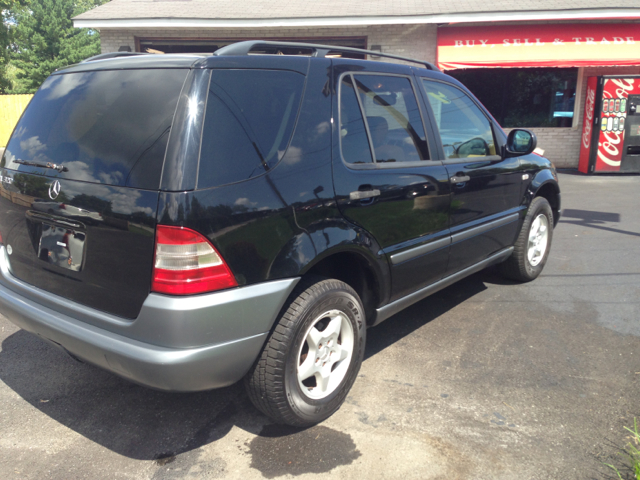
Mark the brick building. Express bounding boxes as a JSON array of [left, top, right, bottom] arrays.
[[73, 1, 640, 168]]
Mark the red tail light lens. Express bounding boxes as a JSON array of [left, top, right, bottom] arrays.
[[151, 225, 238, 295]]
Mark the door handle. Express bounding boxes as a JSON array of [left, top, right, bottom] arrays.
[[450, 175, 470, 183], [349, 189, 381, 201]]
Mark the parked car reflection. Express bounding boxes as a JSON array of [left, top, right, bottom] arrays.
[[37, 224, 85, 272], [31, 198, 103, 225]]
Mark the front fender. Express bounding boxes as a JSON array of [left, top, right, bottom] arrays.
[[525, 167, 561, 225]]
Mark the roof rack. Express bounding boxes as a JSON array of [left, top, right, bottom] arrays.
[[213, 40, 439, 71], [82, 52, 148, 63]]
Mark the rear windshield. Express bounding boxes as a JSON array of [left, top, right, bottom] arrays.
[[197, 69, 305, 188], [1, 69, 188, 190]]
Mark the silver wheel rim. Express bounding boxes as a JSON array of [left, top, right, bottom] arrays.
[[297, 309, 355, 400], [527, 214, 549, 267]]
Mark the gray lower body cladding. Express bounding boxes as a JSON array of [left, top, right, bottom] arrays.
[[373, 247, 514, 326], [0, 246, 300, 391]]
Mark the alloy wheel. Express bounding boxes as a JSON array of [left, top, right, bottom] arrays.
[[297, 309, 355, 400], [527, 213, 549, 267]]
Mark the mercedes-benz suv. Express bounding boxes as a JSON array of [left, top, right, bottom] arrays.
[[0, 41, 560, 426]]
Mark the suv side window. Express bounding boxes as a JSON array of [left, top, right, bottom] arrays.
[[339, 74, 429, 164], [422, 80, 497, 160], [339, 75, 374, 164], [198, 69, 305, 188]]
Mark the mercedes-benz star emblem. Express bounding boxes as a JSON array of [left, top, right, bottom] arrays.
[[48, 180, 61, 200]]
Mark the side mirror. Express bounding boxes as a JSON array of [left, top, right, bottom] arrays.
[[505, 129, 537, 157]]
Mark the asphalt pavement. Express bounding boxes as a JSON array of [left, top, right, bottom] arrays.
[[0, 171, 638, 479]]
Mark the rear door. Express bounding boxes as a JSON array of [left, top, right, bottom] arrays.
[[418, 77, 523, 274], [331, 60, 451, 302], [0, 68, 189, 318]]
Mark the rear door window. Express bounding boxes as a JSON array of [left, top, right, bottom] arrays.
[[350, 74, 430, 163], [339, 75, 374, 164], [1, 69, 189, 189], [197, 69, 305, 188]]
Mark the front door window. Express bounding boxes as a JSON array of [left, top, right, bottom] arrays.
[[422, 80, 496, 159]]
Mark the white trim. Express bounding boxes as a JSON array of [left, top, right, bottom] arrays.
[[73, 9, 640, 29], [572, 67, 585, 129]]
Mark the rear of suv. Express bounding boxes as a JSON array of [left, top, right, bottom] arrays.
[[0, 41, 560, 426]]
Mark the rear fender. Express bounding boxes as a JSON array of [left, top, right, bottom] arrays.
[[268, 218, 391, 306]]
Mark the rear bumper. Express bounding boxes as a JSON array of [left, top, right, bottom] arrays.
[[0, 247, 299, 391]]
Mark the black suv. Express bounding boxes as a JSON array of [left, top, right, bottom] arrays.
[[0, 41, 560, 426]]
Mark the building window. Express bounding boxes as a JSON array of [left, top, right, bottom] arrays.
[[448, 67, 578, 128]]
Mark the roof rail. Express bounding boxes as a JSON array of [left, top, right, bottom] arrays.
[[82, 52, 149, 63], [213, 40, 439, 71]]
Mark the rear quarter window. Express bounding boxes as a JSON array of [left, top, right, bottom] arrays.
[[197, 69, 305, 189], [1, 69, 188, 189]]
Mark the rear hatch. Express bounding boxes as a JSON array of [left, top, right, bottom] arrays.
[[0, 66, 190, 318]]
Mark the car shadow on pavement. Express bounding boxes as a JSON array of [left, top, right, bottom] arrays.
[[560, 208, 640, 238], [364, 269, 495, 360], [0, 328, 262, 460], [0, 270, 498, 461]]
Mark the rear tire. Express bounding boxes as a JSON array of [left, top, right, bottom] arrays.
[[500, 197, 553, 282], [245, 277, 366, 426]]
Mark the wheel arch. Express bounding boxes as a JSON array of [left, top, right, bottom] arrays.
[[527, 169, 561, 227], [301, 246, 389, 327]]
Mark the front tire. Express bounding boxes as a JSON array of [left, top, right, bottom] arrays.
[[245, 277, 366, 426], [500, 196, 554, 282]]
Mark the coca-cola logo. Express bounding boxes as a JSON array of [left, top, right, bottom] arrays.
[[595, 78, 637, 169], [611, 78, 634, 97], [582, 86, 596, 149], [598, 130, 623, 166]]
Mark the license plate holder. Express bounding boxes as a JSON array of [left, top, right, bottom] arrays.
[[37, 223, 85, 272]]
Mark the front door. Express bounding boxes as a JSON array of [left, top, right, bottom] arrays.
[[419, 78, 523, 274], [331, 61, 451, 302]]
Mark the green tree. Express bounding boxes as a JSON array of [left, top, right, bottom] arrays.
[[1, 0, 29, 93], [8, 0, 106, 94]]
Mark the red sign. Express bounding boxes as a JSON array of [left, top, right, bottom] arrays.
[[438, 24, 640, 69], [594, 78, 640, 172], [578, 76, 598, 173]]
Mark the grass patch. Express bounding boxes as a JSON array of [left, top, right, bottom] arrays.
[[605, 418, 640, 479]]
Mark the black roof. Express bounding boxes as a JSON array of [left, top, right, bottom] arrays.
[[55, 54, 204, 74], [55, 41, 439, 74]]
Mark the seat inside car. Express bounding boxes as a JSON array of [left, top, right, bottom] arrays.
[[367, 116, 406, 163]]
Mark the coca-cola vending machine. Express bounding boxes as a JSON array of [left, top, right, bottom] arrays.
[[578, 75, 640, 174]]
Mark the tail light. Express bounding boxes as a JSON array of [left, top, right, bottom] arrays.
[[151, 225, 238, 295]]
